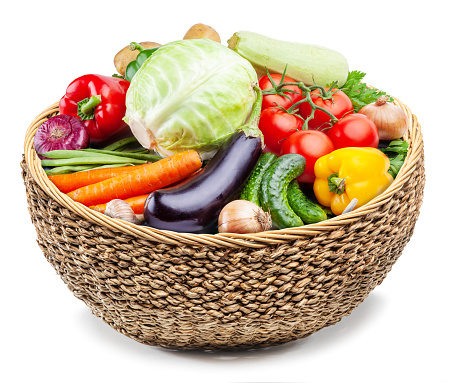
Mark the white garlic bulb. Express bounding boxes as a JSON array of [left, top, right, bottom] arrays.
[[104, 199, 143, 224]]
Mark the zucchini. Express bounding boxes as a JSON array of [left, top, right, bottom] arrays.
[[228, 31, 349, 87], [259, 154, 306, 229], [240, 152, 277, 205], [287, 180, 327, 224]]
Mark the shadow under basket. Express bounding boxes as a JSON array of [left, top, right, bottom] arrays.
[[22, 98, 425, 350]]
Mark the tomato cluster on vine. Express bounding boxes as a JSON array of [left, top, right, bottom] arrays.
[[258, 71, 379, 183]]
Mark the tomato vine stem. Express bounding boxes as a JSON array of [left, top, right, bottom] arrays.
[[261, 66, 341, 130]]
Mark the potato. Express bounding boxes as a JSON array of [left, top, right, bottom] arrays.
[[183, 23, 221, 43], [114, 41, 162, 76]]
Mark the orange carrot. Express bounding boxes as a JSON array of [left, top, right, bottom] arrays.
[[67, 150, 202, 206], [90, 193, 150, 214], [90, 168, 205, 214], [48, 164, 150, 193]]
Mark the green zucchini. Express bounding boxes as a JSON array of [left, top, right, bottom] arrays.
[[259, 154, 306, 229], [287, 180, 327, 224], [228, 31, 349, 87], [240, 152, 277, 205]]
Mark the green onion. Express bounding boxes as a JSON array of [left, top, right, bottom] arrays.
[[41, 148, 161, 163], [41, 156, 146, 167], [83, 163, 139, 171], [44, 163, 137, 175], [44, 165, 97, 175], [80, 148, 161, 162], [102, 136, 138, 151], [40, 150, 112, 159], [40, 136, 162, 175]]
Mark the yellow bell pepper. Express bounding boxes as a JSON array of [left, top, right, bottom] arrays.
[[313, 147, 394, 215]]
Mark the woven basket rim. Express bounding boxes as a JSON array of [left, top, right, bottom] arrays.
[[23, 97, 424, 249]]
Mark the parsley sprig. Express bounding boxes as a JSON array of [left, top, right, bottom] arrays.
[[380, 139, 409, 178], [337, 71, 393, 112]]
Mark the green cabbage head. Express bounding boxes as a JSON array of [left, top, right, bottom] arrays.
[[124, 38, 258, 157]]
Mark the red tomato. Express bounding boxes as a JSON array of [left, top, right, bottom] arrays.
[[259, 107, 303, 156], [259, 73, 303, 110], [280, 130, 334, 183], [298, 87, 353, 131], [327, 113, 379, 149]]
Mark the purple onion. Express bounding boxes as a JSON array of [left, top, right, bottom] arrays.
[[34, 115, 90, 159]]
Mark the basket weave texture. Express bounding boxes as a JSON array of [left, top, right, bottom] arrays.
[[22, 98, 425, 350]]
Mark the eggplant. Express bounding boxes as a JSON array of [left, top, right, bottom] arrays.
[[144, 131, 262, 233], [144, 85, 264, 234]]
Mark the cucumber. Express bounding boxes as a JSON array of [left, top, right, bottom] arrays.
[[287, 180, 327, 224], [259, 154, 306, 229], [228, 31, 349, 87], [240, 152, 277, 205]]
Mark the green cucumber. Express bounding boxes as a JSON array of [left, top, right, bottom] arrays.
[[228, 31, 349, 87], [287, 180, 327, 224], [240, 152, 277, 205], [259, 154, 306, 229]]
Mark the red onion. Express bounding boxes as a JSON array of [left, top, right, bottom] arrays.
[[34, 115, 90, 159]]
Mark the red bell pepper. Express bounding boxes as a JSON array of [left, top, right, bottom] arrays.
[[59, 74, 130, 145]]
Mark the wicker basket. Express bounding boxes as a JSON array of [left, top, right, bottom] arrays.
[[22, 97, 425, 350]]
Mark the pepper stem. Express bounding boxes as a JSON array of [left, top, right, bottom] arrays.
[[129, 42, 145, 52], [327, 172, 346, 195], [331, 176, 345, 190], [77, 95, 101, 121]]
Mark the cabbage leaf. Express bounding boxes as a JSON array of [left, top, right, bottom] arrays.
[[124, 39, 258, 157]]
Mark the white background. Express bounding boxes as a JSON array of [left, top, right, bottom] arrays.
[[2, 1, 448, 382]]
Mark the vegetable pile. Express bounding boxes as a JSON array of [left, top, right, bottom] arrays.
[[34, 23, 410, 234]]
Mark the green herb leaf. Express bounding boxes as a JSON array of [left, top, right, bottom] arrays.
[[380, 139, 409, 178], [340, 70, 366, 89], [336, 71, 394, 112]]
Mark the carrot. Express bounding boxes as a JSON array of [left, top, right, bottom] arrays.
[[48, 164, 150, 193], [89, 193, 150, 214], [67, 150, 202, 206], [89, 169, 205, 214]]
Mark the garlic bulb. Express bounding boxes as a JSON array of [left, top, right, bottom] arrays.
[[104, 199, 143, 224], [218, 200, 272, 234], [358, 95, 408, 140]]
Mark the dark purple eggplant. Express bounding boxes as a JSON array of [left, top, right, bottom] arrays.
[[144, 86, 264, 234]]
